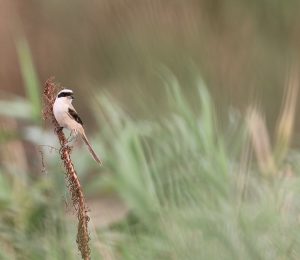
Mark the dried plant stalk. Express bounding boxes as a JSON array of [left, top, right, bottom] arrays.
[[247, 107, 276, 176], [42, 77, 91, 260], [275, 66, 299, 162]]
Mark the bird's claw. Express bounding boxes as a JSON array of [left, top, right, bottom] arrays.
[[59, 144, 73, 153], [54, 126, 63, 134]]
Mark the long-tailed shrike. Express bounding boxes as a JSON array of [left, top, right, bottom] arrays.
[[53, 89, 101, 164]]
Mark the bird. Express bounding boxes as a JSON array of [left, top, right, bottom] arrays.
[[53, 88, 102, 164]]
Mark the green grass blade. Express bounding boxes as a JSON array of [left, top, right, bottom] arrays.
[[16, 37, 41, 123]]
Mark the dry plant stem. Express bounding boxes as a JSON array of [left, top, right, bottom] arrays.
[[43, 78, 91, 260]]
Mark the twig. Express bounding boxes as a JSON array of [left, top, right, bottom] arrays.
[[42, 77, 91, 260]]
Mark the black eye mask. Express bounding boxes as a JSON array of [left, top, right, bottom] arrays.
[[58, 92, 73, 98]]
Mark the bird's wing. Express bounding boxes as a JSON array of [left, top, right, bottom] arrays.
[[67, 106, 83, 125]]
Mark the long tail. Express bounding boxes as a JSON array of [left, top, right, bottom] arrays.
[[80, 130, 102, 165]]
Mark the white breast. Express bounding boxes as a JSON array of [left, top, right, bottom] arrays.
[[53, 98, 71, 129], [53, 97, 83, 133]]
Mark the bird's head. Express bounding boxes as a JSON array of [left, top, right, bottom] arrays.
[[56, 89, 74, 103]]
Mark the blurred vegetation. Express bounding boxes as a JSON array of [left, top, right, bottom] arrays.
[[1, 1, 300, 259], [2, 1, 300, 128], [1, 60, 300, 258]]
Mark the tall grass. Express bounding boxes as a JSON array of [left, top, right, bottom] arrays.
[[93, 74, 300, 259]]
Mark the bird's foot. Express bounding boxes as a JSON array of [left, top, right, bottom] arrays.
[[60, 143, 73, 153], [54, 126, 63, 134]]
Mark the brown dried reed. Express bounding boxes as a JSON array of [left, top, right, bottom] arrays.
[[42, 77, 91, 260]]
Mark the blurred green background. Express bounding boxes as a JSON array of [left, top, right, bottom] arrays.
[[1, 1, 300, 259]]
